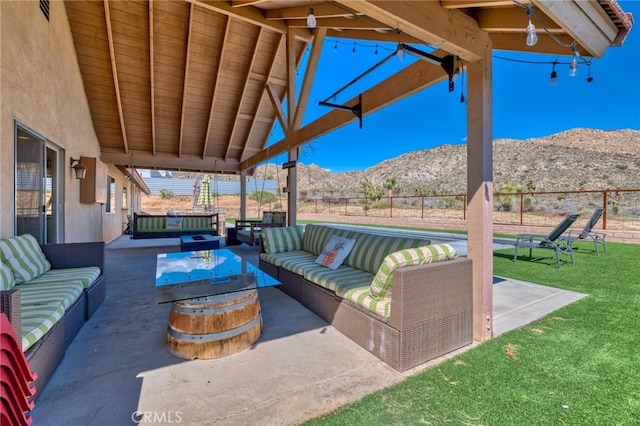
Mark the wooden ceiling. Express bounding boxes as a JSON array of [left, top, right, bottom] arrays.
[[64, 0, 633, 174]]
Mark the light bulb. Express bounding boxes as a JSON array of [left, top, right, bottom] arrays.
[[396, 43, 404, 61], [525, 20, 538, 46], [569, 56, 578, 77], [306, 7, 316, 29], [550, 70, 557, 86]]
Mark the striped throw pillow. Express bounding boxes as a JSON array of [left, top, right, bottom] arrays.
[[369, 243, 457, 299], [262, 225, 304, 254], [0, 262, 15, 290], [0, 234, 51, 284]]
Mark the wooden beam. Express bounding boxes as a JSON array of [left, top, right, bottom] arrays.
[[103, 0, 129, 153], [202, 16, 231, 159], [178, 3, 195, 158], [266, 82, 288, 135], [231, 0, 269, 7], [477, 7, 562, 33], [149, 0, 156, 156], [441, 0, 513, 8], [334, 0, 491, 62], [286, 29, 297, 132], [466, 46, 494, 342], [240, 34, 284, 162], [265, 3, 362, 20], [186, 0, 287, 34], [225, 28, 264, 160], [534, 0, 617, 58], [293, 28, 326, 130], [286, 17, 389, 30], [241, 57, 450, 170], [100, 150, 240, 173]]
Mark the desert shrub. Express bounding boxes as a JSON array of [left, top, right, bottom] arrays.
[[370, 200, 390, 209], [159, 188, 174, 200], [615, 164, 628, 170], [249, 190, 277, 204]]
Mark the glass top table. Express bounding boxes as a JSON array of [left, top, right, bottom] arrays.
[[155, 248, 280, 304]]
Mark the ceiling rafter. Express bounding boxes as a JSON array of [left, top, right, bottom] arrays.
[[476, 7, 562, 33], [286, 29, 297, 132], [440, 0, 515, 8], [231, 0, 269, 7], [293, 27, 326, 130], [285, 17, 389, 30], [100, 149, 240, 173], [242, 54, 451, 170], [240, 34, 284, 163], [178, 3, 195, 158], [202, 16, 231, 159], [103, 0, 129, 154], [333, 0, 491, 61], [149, 0, 156, 156], [266, 82, 288, 135], [264, 3, 362, 20], [224, 27, 265, 161], [186, 0, 287, 34]]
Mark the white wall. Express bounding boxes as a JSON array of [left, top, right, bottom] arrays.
[[0, 1, 127, 243]]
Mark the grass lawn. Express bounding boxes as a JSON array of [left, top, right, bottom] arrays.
[[306, 241, 640, 425]]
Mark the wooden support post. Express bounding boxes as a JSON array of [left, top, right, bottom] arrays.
[[466, 47, 494, 342], [287, 148, 298, 225], [240, 171, 247, 221]]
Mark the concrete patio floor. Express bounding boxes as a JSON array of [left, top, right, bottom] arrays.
[[30, 235, 585, 425]]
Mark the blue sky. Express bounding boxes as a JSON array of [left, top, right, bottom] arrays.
[[265, 1, 640, 173]]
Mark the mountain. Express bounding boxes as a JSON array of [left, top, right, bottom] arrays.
[[252, 128, 640, 196]]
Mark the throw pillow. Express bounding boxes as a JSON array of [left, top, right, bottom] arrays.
[[0, 262, 15, 290], [315, 235, 356, 270], [370, 243, 457, 299], [262, 225, 304, 254], [0, 234, 51, 284], [166, 216, 183, 229]]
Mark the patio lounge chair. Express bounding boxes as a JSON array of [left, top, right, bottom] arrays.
[[561, 208, 607, 256], [235, 211, 286, 246], [514, 213, 580, 268]]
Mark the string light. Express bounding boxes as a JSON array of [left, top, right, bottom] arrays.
[[550, 61, 558, 86], [306, 0, 316, 29], [374, 44, 379, 57], [352, 42, 356, 54], [525, 6, 538, 46], [396, 43, 404, 61], [569, 43, 579, 77]]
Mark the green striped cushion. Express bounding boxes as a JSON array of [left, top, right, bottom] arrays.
[[262, 225, 304, 254], [303, 265, 372, 292], [138, 216, 166, 230], [260, 250, 314, 267], [341, 285, 391, 318], [182, 217, 211, 229], [279, 253, 320, 276], [29, 266, 101, 289], [0, 234, 51, 284], [18, 280, 85, 311], [303, 225, 354, 256], [1, 262, 15, 290], [20, 301, 65, 351], [344, 233, 429, 275], [370, 243, 457, 299]]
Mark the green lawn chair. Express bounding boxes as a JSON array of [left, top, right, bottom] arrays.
[[561, 208, 607, 256], [514, 213, 580, 268]]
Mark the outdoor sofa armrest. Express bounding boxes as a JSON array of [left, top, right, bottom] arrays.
[[388, 258, 472, 332], [0, 289, 22, 339], [40, 242, 105, 272]]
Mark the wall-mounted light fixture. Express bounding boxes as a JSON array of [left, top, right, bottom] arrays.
[[70, 157, 88, 179]]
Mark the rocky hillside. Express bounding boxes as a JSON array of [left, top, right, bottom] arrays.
[[254, 128, 640, 197], [172, 128, 639, 196]]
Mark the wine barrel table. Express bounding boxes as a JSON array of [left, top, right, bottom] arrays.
[[166, 289, 263, 359]]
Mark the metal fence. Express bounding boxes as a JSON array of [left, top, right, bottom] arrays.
[[296, 189, 640, 231]]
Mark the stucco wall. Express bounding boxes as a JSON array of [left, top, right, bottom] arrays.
[[0, 1, 126, 243]]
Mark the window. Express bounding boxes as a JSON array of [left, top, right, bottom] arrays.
[[122, 186, 128, 209], [106, 176, 115, 213]]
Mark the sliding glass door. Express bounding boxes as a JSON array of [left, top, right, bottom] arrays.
[[15, 123, 64, 243]]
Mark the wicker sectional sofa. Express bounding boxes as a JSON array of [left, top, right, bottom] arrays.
[[259, 224, 473, 372], [132, 213, 219, 239], [0, 234, 105, 399]]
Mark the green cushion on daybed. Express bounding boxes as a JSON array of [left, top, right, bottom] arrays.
[[303, 264, 372, 292], [344, 232, 429, 275], [0, 262, 15, 290], [370, 243, 457, 299], [262, 225, 304, 254], [336, 284, 391, 318], [303, 225, 354, 256], [20, 301, 66, 351], [18, 281, 85, 311], [28, 266, 101, 289], [0, 234, 51, 284]]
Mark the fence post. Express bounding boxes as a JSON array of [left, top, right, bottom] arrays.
[[390, 196, 393, 218], [315, 199, 318, 214], [421, 196, 424, 219], [603, 190, 608, 230], [344, 198, 348, 215], [365, 197, 368, 216], [463, 195, 467, 220], [520, 193, 524, 226]]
